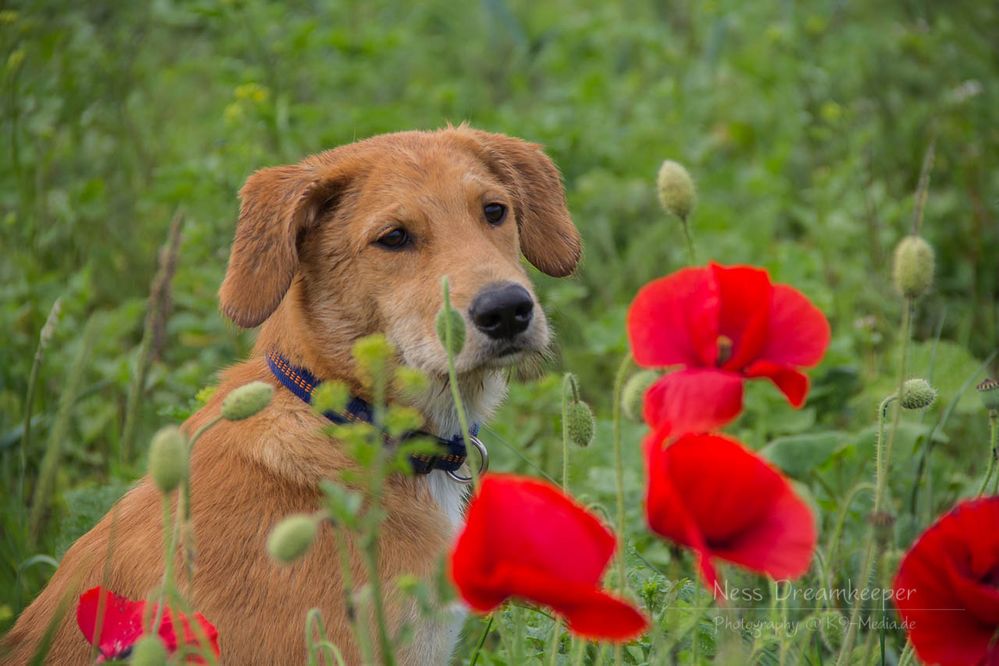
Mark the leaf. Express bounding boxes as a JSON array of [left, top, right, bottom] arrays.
[[760, 432, 847, 478]]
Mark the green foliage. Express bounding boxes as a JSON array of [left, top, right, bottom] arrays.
[[2, 0, 998, 663]]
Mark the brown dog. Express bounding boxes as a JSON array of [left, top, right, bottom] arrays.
[[3, 126, 580, 664]]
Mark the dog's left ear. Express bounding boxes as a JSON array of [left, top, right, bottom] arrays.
[[463, 130, 581, 277]]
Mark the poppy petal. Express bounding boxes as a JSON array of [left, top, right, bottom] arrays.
[[453, 475, 616, 587], [76, 587, 146, 660], [642, 369, 744, 435], [760, 284, 830, 368], [709, 263, 773, 371], [486, 563, 648, 641], [450, 474, 648, 642], [645, 434, 816, 590], [894, 497, 999, 666], [743, 361, 810, 407], [627, 267, 719, 368]]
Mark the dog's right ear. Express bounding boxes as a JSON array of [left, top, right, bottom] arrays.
[[219, 162, 346, 328]]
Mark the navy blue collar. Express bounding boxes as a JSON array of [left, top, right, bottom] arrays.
[[266, 351, 477, 476]]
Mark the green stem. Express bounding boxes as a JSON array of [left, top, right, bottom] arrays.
[[334, 529, 373, 664], [442, 278, 479, 489], [660, 600, 713, 655], [360, 361, 396, 666], [469, 615, 492, 666], [360, 537, 395, 665], [571, 638, 587, 666], [546, 620, 562, 666], [513, 606, 524, 664], [898, 640, 916, 666], [611, 354, 633, 666], [838, 299, 913, 665], [882, 299, 912, 507], [611, 354, 632, 593], [979, 411, 998, 496], [873, 396, 898, 514], [151, 494, 178, 635], [29, 316, 99, 543], [179, 414, 223, 590], [680, 218, 698, 265], [561, 373, 575, 491], [121, 213, 183, 463], [19, 298, 60, 507]]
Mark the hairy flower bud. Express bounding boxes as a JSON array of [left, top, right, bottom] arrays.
[[892, 235, 935, 299], [436, 307, 466, 356], [130, 635, 168, 666], [817, 610, 845, 650], [352, 334, 395, 383], [622, 370, 660, 422], [313, 380, 350, 415], [267, 513, 320, 565], [656, 160, 697, 221], [977, 378, 999, 411], [148, 426, 186, 493], [566, 401, 596, 448], [394, 366, 430, 398], [221, 381, 273, 421], [899, 378, 937, 410]]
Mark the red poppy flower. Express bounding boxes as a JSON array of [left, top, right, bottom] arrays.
[[450, 474, 649, 641], [627, 263, 830, 436], [77, 586, 220, 663], [893, 497, 999, 666], [645, 431, 816, 593]]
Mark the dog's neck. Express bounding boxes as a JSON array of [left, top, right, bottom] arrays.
[[255, 294, 509, 440], [409, 370, 508, 438]]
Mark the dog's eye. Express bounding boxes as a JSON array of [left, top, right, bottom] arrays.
[[483, 203, 507, 226], [376, 228, 411, 250]]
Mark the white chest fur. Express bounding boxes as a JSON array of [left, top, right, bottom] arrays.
[[403, 372, 505, 664]]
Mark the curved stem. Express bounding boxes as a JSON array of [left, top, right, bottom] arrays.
[[611, 355, 633, 666], [838, 298, 913, 665], [980, 411, 998, 496], [680, 218, 698, 265], [561, 374, 574, 491], [469, 615, 492, 666], [611, 354, 633, 594], [151, 494, 178, 635], [179, 414, 223, 591], [442, 279, 478, 490]]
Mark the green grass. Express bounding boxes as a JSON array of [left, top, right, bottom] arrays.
[[2, 0, 997, 663]]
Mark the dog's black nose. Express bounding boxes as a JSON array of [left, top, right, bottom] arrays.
[[469, 283, 534, 340]]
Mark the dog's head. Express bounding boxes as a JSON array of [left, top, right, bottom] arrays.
[[219, 127, 580, 382]]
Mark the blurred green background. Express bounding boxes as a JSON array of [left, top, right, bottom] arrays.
[[2, 0, 997, 660]]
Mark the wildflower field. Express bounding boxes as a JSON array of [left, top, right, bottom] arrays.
[[2, 1, 998, 664]]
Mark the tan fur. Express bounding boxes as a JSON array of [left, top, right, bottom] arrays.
[[3, 127, 579, 665]]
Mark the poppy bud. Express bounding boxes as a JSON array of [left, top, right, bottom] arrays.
[[622, 370, 659, 422], [899, 378, 937, 410], [656, 160, 697, 221], [892, 235, 935, 299], [352, 334, 395, 382], [394, 366, 430, 398], [977, 378, 999, 411], [313, 380, 350, 415], [566, 401, 596, 448], [435, 306, 466, 356], [267, 513, 320, 565], [148, 426, 186, 493], [384, 405, 424, 438], [817, 610, 845, 649], [221, 381, 273, 421], [130, 635, 168, 666], [128, 635, 167, 666], [882, 548, 905, 578]]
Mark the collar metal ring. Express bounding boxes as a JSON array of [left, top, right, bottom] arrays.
[[447, 435, 489, 484]]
